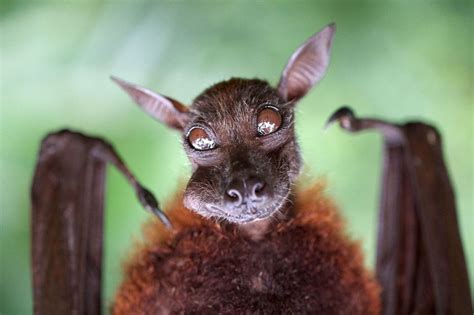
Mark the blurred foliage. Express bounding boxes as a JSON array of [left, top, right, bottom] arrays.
[[1, 1, 472, 314]]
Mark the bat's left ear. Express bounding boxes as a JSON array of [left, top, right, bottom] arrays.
[[111, 76, 190, 131], [277, 23, 336, 103]]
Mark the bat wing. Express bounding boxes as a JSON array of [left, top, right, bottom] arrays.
[[31, 130, 169, 315], [328, 108, 472, 314], [31, 131, 106, 314]]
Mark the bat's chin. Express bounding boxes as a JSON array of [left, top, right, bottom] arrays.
[[204, 196, 287, 224], [207, 207, 273, 223]]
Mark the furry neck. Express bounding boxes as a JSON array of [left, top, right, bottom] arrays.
[[238, 196, 294, 241]]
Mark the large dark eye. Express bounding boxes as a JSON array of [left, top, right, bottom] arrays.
[[257, 106, 282, 136], [187, 127, 216, 151]]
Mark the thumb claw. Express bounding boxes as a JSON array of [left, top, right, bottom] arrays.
[[137, 185, 173, 229], [324, 106, 355, 130]]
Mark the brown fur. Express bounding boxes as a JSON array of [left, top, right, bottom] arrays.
[[112, 182, 380, 314]]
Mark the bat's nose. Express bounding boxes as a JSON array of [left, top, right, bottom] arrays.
[[224, 177, 269, 207]]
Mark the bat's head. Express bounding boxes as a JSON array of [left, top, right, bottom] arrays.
[[112, 23, 335, 224]]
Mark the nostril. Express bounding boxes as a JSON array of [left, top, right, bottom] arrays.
[[252, 181, 266, 198], [227, 189, 239, 199], [226, 188, 243, 205]]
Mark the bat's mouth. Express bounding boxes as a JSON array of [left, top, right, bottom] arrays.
[[205, 194, 287, 223]]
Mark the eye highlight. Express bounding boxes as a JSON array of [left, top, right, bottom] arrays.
[[257, 106, 282, 136], [187, 127, 216, 151]]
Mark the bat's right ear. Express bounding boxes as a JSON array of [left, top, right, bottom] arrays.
[[111, 76, 190, 131]]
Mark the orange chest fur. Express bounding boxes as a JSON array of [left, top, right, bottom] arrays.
[[112, 184, 380, 314]]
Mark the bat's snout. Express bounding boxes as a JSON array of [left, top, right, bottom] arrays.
[[224, 177, 272, 209]]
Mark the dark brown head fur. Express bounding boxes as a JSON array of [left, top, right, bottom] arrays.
[[183, 78, 300, 223]]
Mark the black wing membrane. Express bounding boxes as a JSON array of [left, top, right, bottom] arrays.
[[30, 130, 170, 315], [328, 107, 472, 314], [31, 131, 106, 315]]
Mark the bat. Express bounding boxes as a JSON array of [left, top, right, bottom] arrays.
[[106, 24, 379, 313], [31, 23, 471, 314]]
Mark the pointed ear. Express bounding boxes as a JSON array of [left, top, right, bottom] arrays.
[[111, 76, 189, 130], [278, 23, 336, 102]]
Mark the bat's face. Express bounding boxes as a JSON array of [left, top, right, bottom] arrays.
[[182, 79, 301, 223], [112, 23, 335, 224]]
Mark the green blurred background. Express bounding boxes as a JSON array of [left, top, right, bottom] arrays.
[[1, 1, 472, 313]]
